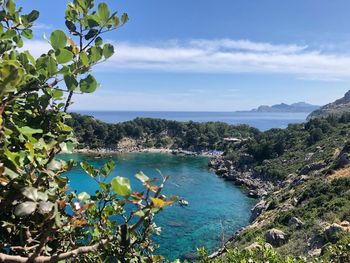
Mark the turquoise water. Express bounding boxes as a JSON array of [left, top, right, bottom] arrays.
[[63, 153, 255, 261], [75, 111, 309, 131]]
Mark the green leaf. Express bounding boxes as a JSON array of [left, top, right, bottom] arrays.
[[50, 30, 67, 50], [79, 51, 89, 66], [135, 171, 149, 183], [80, 161, 99, 178], [103, 43, 114, 59], [90, 46, 102, 62], [65, 20, 76, 32], [21, 187, 38, 201], [55, 48, 73, 64], [18, 126, 43, 137], [112, 15, 120, 27], [21, 29, 33, 39], [6, 0, 16, 14], [64, 74, 78, 91], [47, 56, 57, 75], [80, 74, 98, 93], [111, 176, 131, 197], [78, 192, 90, 202], [52, 89, 63, 99], [121, 13, 129, 24], [14, 201, 37, 217], [102, 159, 115, 177], [26, 10, 40, 22], [95, 37, 103, 46], [98, 2, 110, 22]]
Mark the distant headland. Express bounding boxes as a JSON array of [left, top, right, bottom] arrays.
[[242, 102, 320, 113]]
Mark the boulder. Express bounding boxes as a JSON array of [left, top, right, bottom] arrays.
[[216, 165, 229, 175], [334, 153, 350, 169], [324, 223, 346, 243], [264, 229, 288, 247], [308, 248, 322, 257], [288, 217, 304, 228]]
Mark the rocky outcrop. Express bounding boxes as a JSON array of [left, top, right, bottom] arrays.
[[264, 229, 288, 247], [288, 217, 304, 228], [209, 157, 275, 198], [307, 90, 350, 120], [324, 223, 348, 243], [298, 161, 327, 176], [250, 200, 268, 221]]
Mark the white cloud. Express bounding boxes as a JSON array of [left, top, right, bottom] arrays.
[[21, 38, 350, 80], [32, 23, 53, 30]]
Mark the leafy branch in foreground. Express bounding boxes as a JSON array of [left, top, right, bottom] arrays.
[[0, 0, 175, 262]]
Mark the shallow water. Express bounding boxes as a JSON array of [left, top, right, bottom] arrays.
[[63, 153, 255, 260]]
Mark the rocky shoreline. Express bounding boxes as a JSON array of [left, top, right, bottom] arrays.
[[208, 156, 276, 199], [207, 156, 281, 258]]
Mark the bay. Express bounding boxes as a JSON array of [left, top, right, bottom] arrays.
[[63, 152, 255, 261]]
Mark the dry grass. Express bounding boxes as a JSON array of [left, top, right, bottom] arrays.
[[327, 166, 350, 181]]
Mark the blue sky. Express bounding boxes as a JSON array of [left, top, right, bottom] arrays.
[[18, 0, 350, 111]]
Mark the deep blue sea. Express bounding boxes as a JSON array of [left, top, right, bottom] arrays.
[[75, 111, 309, 131], [63, 153, 255, 261]]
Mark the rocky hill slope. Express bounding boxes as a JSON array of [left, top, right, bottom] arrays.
[[207, 111, 350, 262], [308, 90, 350, 120]]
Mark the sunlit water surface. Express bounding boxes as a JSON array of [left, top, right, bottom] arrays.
[[63, 153, 255, 261]]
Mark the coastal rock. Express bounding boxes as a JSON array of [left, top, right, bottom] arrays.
[[288, 217, 304, 228], [250, 200, 268, 221], [264, 229, 288, 247], [248, 189, 268, 198], [216, 166, 229, 175]]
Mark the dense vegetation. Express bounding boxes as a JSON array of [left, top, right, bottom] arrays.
[[0, 1, 176, 262], [225, 113, 350, 180], [68, 113, 259, 151]]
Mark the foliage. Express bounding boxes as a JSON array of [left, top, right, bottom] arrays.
[[0, 0, 175, 262], [68, 113, 259, 151]]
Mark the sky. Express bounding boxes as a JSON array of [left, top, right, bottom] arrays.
[[17, 0, 350, 111]]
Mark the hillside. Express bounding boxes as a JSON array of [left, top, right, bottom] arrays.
[[250, 102, 319, 113], [205, 112, 350, 262], [308, 90, 350, 120]]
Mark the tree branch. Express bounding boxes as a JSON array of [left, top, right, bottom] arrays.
[[0, 240, 106, 263]]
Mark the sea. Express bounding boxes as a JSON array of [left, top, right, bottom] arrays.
[[75, 111, 309, 131], [65, 111, 309, 260]]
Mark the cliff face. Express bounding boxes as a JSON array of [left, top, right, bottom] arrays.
[[307, 90, 350, 120]]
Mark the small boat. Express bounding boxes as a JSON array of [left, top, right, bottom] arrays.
[[178, 199, 189, 206]]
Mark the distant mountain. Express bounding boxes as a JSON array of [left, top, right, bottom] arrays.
[[249, 102, 320, 113], [307, 90, 350, 120]]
